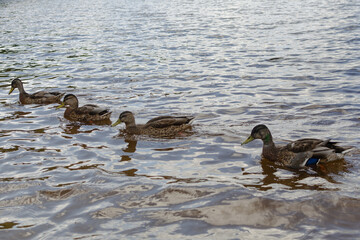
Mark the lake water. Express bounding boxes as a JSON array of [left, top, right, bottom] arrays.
[[1, 0, 360, 239]]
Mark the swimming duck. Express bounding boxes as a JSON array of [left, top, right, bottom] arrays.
[[56, 94, 111, 123], [8, 78, 64, 104], [241, 124, 353, 169], [111, 111, 194, 137]]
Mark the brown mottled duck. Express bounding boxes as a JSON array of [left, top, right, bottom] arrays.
[[111, 111, 194, 137], [8, 78, 64, 104], [56, 94, 111, 123], [242, 124, 353, 169]]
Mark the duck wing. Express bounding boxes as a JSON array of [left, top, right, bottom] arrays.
[[287, 138, 352, 152], [284, 138, 353, 165], [76, 104, 111, 116], [284, 138, 325, 153], [145, 116, 194, 128], [310, 142, 353, 161], [30, 91, 64, 99]]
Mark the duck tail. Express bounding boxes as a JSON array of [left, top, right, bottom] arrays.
[[187, 116, 195, 123], [341, 147, 355, 155], [324, 140, 354, 154]]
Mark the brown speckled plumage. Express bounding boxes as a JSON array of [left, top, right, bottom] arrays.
[[242, 124, 353, 168], [9, 78, 64, 104], [57, 94, 111, 123], [112, 111, 194, 137]]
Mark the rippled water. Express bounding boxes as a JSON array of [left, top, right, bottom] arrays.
[[1, 0, 360, 239]]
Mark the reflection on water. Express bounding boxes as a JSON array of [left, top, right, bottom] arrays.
[[120, 139, 137, 162], [0, 111, 33, 121], [243, 158, 349, 191], [123, 139, 137, 153], [0, 0, 360, 239], [60, 123, 100, 135], [146, 187, 360, 230], [0, 221, 20, 230]]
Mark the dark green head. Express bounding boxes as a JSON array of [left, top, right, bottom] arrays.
[[242, 124, 272, 145]]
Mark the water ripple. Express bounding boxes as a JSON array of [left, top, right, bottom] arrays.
[[0, 0, 359, 239]]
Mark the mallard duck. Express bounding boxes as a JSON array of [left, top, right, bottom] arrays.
[[111, 111, 194, 137], [56, 94, 111, 123], [8, 78, 64, 104], [241, 124, 353, 169]]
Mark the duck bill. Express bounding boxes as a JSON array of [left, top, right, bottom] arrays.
[[8, 87, 15, 95], [111, 119, 122, 127], [56, 102, 65, 109], [241, 135, 254, 145]]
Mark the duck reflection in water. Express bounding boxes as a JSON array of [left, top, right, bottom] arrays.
[[244, 156, 350, 191], [120, 138, 137, 162], [61, 123, 100, 135]]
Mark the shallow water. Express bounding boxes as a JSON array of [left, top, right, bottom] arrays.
[[1, 0, 360, 239]]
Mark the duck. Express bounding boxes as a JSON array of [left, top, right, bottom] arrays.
[[56, 94, 111, 123], [241, 124, 353, 169], [111, 111, 194, 137], [8, 78, 64, 104]]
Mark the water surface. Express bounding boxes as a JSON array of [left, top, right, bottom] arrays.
[[1, 0, 360, 239]]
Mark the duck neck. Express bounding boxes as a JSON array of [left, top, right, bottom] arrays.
[[263, 133, 273, 145], [262, 133, 278, 160], [16, 81, 27, 95], [262, 133, 276, 150], [64, 102, 78, 115], [124, 121, 141, 135], [125, 120, 137, 128], [68, 102, 78, 109], [64, 107, 74, 116]]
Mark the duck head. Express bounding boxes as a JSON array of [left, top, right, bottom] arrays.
[[111, 111, 135, 127], [56, 94, 79, 109], [242, 124, 272, 145]]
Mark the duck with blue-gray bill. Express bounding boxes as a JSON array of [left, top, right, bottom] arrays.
[[241, 124, 353, 169]]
